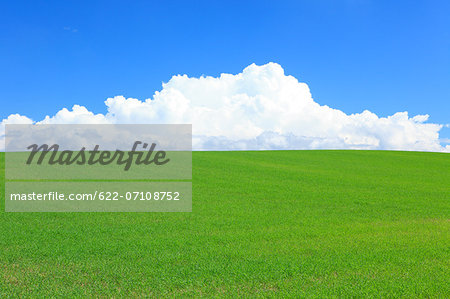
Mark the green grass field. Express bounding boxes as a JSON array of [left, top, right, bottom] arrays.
[[1, 151, 449, 297]]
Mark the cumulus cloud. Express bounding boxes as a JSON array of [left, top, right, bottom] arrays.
[[1, 62, 449, 152]]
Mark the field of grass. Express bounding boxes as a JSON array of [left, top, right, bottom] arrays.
[[0, 150, 449, 297]]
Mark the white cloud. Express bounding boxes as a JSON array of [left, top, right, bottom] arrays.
[[1, 62, 449, 152]]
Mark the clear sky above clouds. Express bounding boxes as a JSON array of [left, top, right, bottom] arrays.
[[1, 0, 449, 146]]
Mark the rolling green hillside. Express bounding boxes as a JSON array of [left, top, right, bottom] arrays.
[[0, 151, 449, 297]]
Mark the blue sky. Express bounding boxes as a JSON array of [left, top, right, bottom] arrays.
[[1, 0, 449, 139]]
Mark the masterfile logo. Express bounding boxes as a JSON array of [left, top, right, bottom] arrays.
[[4, 124, 192, 212], [26, 141, 170, 171]]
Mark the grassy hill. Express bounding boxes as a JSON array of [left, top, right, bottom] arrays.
[[0, 151, 449, 297]]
